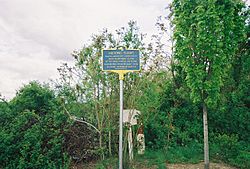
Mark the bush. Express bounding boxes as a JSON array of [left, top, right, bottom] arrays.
[[0, 82, 70, 169], [212, 134, 240, 160], [210, 133, 250, 168], [231, 151, 250, 169]]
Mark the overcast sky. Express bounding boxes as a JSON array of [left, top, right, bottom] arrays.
[[0, 0, 171, 99]]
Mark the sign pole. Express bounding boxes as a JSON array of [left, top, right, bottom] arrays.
[[119, 73, 124, 169], [102, 48, 140, 169]]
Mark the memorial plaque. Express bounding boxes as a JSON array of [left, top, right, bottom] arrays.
[[102, 49, 140, 71], [102, 48, 141, 169]]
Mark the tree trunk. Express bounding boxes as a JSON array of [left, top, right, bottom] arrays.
[[99, 131, 104, 160], [203, 103, 209, 169], [109, 129, 112, 156]]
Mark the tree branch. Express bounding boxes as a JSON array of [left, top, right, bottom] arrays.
[[62, 102, 100, 134]]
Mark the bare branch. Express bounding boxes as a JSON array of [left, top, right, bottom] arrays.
[[62, 102, 100, 134]]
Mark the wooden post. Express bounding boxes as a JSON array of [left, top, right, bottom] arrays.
[[128, 124, 133, 161]]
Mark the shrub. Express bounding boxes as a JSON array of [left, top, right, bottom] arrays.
[[0, 82, 70, 169]]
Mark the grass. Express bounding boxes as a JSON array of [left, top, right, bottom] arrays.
[[95, 157, 118, 169], [135, 149, 166, 168], [81, 142, 249, 169], [94, 143, 203, 169], [164, 144, 203, 164]]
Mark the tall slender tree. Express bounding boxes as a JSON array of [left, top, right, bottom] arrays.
[[172, 0, 247, 168], [55, 21, 154, 161]]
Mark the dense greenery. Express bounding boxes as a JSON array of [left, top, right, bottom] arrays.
[[0, 82, 70, 169], [0, 1, 249, 169], [172, 0, 248, 168]]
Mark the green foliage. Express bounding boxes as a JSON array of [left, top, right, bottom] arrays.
[[173, 0, 247, 106], [135, 73, 166, 148], [0, 82, 70, 169], [54, 21, 160, 163], [231, 151, 250, 169], [11, 82, 57, 116], [210, 134, 250, 168], [211, 134, 240, 160], [0, 101, 11, 126], [171, 1, 249, 167]]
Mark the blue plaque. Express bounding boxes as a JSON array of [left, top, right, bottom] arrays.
[[102, 49, 140, 71]]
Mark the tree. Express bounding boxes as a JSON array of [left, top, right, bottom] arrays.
[[54, 21, 174, 165], [55, 21, 151, 161], [172, 0, 247, 168]]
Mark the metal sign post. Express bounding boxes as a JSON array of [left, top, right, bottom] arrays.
[[102, 48, 140, 169], [119, 75, 123, 169]]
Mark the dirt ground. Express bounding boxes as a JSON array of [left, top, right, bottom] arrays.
[[73, 162, 237, 169], [167, 162, 237, 169]]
